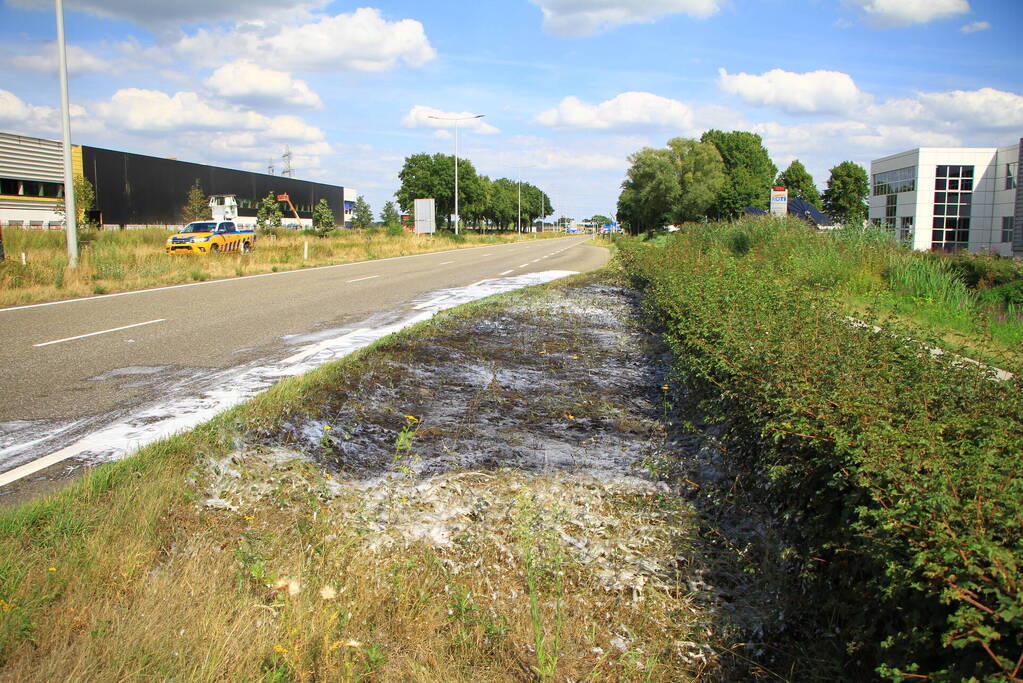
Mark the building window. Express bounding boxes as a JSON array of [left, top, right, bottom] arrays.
[[1003, 217, 1016, 243], [873, 166, 916, 196], [899, 216, 914, 244], [931, 165, 973, 251], [1007, 163, 1017, 190]]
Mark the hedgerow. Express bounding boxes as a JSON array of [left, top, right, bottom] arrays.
[[618, 220, 1022, 680]]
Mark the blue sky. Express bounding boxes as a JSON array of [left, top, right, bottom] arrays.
[[1, 0, 1020, 221]]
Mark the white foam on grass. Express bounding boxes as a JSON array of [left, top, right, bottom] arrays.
[[0, 271, 577, 483]]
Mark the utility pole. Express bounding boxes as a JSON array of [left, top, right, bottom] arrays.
[[55, 0, 77, 267]]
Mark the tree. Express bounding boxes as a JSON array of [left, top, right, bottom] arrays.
[[700, 130, 777, 218], [617, 147, 678, 233], [822, 161, 870, 225], [775, 160, 822, 208], [181, 179, 208, 223], [666, 137, 726, 222], [54, 174, 95, 227], [485, 178, 518, 230], [312, 198, 335, 233], [589, 215, 611, 226], [256, 191, 283, 231], [395, 153, 484, 230], [352, 196, 373, 229], [380, 200, 400, 228]]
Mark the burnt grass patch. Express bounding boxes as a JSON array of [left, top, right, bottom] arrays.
[[247, 272, 802, 678]]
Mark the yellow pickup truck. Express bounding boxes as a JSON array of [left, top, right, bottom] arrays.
[[165, 221, 256, 255]]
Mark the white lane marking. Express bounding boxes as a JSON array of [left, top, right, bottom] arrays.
[[414, 294, 452, 310], [499, 270, 514, 276], [438, 261, 455, 265], [0, 444, 81, 488], [283, 327, 371, 364], [0, 236, 584, 313], [519, 264, 530, 268], [346, 275, 380, 283], [34, 319, 166, 348]]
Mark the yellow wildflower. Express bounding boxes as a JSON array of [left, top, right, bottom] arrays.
[[274, 644, 288, 654]]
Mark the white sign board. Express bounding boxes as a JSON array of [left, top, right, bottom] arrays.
[[770, 187, 788, 217], [414, 198, 436, 234]]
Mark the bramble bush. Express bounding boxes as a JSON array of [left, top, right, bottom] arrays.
[[618, 219, 1022, 680]]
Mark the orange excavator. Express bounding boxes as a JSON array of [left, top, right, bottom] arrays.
[[276, 193, 301, 220]]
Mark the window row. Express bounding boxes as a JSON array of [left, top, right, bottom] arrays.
[[873, 166, 916, 196], [0, 178, 64, 198], [932, 217, 970, 230], [934, 191, 972, 204], [932, 229, 970, 243], [935, 178, 972, 191], [935, 165, 974, 179], [934, 204, 971, 217]]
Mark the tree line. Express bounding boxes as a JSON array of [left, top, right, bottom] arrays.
[[396, 153, 552, 231], [616, 129, 870, 233]]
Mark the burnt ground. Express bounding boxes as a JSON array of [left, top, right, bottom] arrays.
[[204, 271, 797, 678]]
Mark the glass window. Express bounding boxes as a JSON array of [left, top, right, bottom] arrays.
[[933, 217, 944, 229], [935, 178, 947, 190], [947, 192, 959, 204], [947, 179, 959, 190], [1003, 216, 1015, 243], [949, 166, 961, 178], [0, 178, 18, 195], [959, 204, 970, 217], [1007, 163, 1017, 190], [961, 178, 973, 191], [932, 230, 944, 241], [935, 192, 946, 203], [961, 166, 973, 178], [937, 165, 948, 177]]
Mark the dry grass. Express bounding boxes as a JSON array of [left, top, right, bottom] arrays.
[[0, 273, 731, 682], [0, 227, 560, 308]]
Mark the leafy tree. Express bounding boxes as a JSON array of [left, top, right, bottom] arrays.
[[617, 147, 678, 233], [775, 160, 822, 208], [256, 191, 283, 231], [54, 174, 95, 227], [667, 137, 726, 222], [589, 215, 611, 226], [822, 161, 870, 225], [485, 178, 518, 230], [380, 200, 400, 228], [396, 153, 484, 230], [352, 196, 373, 229], [180, 179, 208, 223], [312, 198, 335, 233], [701, 129, 777, 217]]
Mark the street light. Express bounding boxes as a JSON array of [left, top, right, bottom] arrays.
[[427, 113, 484, 235], [55, 0, 77, 267]]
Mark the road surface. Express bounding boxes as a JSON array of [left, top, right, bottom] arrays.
[[0, 235, 606, 494]]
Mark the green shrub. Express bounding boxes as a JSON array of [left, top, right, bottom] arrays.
[[617, 225, 1023, 680]]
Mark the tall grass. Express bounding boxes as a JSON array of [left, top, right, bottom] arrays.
[[0, 227, 560, 307]]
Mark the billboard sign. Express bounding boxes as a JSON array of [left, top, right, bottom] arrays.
[[770, 187, 788, 217], [414, 198, 436, 234]]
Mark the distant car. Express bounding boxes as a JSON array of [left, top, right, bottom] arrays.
[[165, 221, 256, 255]]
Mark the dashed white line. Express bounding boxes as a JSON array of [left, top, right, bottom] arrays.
[[438, 261, 455, 265], [34, 319, 166, 348], [499, 270, 514, 276], [346, 275, 380, 283], [519, 264, 530, 268]]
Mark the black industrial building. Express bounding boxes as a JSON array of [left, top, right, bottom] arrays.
[[79, 146, 344, 227]]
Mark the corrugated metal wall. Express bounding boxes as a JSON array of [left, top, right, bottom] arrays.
[[0, 132, 64, 183]]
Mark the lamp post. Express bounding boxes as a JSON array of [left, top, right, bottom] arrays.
[[428, 113, 483, 235], [55, 0, 77, 266]]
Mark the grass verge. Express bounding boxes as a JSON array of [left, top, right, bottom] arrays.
[[0, 228, 563, 308]]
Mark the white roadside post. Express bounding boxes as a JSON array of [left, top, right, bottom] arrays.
[[427, 113, 484, 236], [55, 0, 77, 267]]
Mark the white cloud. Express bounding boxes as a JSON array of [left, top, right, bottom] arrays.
[[960, 20, 990, 33], [94, 88, 325, 144], [204, 60, 322, 109], [174, 8, 435, 73], [5, 43, 111, 75], [0, 89, 54, 130], [402, 105, 499, 134], [717, 68, 871, 114], [534, 92, 694, 132], [530, 0, 722, 36], [845, 0, 970, 28], [914, 87, 1023, 130]]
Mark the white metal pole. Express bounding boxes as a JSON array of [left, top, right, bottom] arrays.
[[517, 172, 521, 234], [55, 0, 77, 267], [454, 118, 459, 235]]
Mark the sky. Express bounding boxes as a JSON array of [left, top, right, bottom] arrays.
[[0, 0, 1020, 222]]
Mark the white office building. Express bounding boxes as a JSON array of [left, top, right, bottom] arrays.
[[869, 140, 1022, 257]]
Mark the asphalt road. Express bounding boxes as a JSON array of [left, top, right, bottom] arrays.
[[0, 235, 606, 482]]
